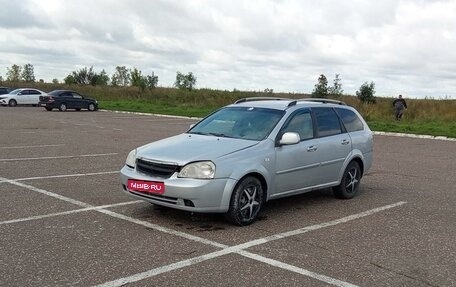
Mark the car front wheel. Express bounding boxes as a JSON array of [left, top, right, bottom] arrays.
[[226, 176, 264, 226], [8, 99, 17, 107], [59, 103, 67, 112], [333, 161, 361, 199], [88, 103, 96, 111]]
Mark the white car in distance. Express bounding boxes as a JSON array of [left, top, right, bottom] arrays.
[[0, 88, 48, 107]]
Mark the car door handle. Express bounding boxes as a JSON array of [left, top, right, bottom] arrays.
[[306, 145, 317, 152], [341, 139, 350, 145]]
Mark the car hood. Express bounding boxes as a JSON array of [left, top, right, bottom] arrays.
[[137, 133, 259, 165]]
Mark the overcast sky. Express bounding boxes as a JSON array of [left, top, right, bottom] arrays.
[[1, 0, 455, 98]]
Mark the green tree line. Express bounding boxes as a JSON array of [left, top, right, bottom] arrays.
[[1, 63, 197, 91], [2, 64, 379, 103]]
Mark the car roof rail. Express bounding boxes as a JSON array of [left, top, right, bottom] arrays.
[[234, 97, 292, 104], [298, 98, 347, 105]]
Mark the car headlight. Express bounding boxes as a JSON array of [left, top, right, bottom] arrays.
[[125, 149, 137, 168], [178, 161, 215, 179]]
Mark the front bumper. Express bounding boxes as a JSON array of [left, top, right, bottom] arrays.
[[120, 165, 237, 213]]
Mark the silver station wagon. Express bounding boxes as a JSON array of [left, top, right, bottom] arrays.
[[120, 98, 373, 225]]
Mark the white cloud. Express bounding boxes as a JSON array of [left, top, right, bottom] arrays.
[[0, 0, 455, 98]]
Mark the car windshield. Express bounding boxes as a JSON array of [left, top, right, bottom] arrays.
[[9, 89, 22, 95], [188, 106, 285, 141]]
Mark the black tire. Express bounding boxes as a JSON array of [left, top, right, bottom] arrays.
[[75, 108, 81, 111], [226, 176, 264, 226], [45, 107, 52, 111], [8, 99, 17, 107], [59, 103, 67, 112], [88, 103, 95, 111], [333, 161, 361, 199]]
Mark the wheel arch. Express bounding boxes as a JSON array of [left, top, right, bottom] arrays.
[[8, 99, 17, 106], [351, 157, 364, 177], [233, 172, 268, 203]]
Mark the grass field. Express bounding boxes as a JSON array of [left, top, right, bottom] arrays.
[[3, 81, 456, 138]]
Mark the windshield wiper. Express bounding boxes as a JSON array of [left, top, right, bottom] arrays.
[[188, 131, 206, 135], [189, 131, 233, 138], [207, 132, 234, 138]]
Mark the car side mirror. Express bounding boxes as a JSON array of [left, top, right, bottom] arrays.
[[279, 132, 300, 145]]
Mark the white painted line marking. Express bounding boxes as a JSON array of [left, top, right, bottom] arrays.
[[113, 128, 123, 131], [373, 131, 456, 141], [93, 248, 231, 287], [96, 208, 227, 249], [1, 174, 405, 287], [239, 251, 359, 287], [0, 201, 142, 225], [0, 177, 92, 207], [0, 176, 226, 249], [0, 144, 65, 149], [94, 202, 405, 287], [228, 201, 407, 251], [12, 171, 118, 182], [100, 109, 201, 120], [0, 153, 118, 162], [19, 131, 36, 134]]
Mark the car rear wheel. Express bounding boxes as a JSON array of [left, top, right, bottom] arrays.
[[333, 161, 361, 199], [226, 176, 264, 226], [88, 103, 96, 111], [59, 103, 67, 112], [8, 99, 17, 107], [45, 107, 52, 111]]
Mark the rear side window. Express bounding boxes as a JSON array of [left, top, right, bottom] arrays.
[[28, 90, 41, 95], [335, 108, 364, 132], [72, 93, 82, 99], [312, 107, 342, 137]]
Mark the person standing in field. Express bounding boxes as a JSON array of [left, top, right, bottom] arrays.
[[393, 94, 407, 120]]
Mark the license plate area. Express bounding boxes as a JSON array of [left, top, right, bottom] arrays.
[[127, 179, 165, 195]]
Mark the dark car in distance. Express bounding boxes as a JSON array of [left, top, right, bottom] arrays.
[[0, 87, 12, 95], [39, 90, 98, 112]]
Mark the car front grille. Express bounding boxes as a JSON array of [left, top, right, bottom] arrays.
[[136, 158, 179, 178]]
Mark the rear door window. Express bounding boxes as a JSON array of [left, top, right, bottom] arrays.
[[335, 108, 364, 132], [312, 107, 342, 137], [72, 93, 83, 99], [28, 90, 41, 95]]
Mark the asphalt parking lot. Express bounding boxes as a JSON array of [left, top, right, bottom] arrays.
[[1, 106, 455, 287]]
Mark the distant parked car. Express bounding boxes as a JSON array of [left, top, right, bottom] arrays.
[[39, 90, 98, 112], [0, 87, 12, 95], [0, 88, 47, 106]]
